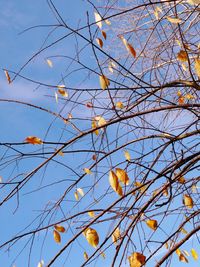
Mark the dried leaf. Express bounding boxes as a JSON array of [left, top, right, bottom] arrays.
[[84, 168, 92, 174], [99, 75, 110, 90], [115, 168, 130, 185], [124, 150, 131, 161], [54, 225, 65, 233], [46, 59, 53, 68], [116, 101, 124, 109], [179, 253, 188, 263], [88, 211, 95, 218], [128, 252, 146, 267], [135, 181, 146, 193], [109, 170, 119, 192], [112, 227, 121, 244], [84, 228, 99, 248], [53, 230, 61, 243], [101, 30, 107, 40], [74, 191, 79, 201], [177, 176, 186, 184], [92, 120, 99, 135], [85, 102, 93, 108], [25, 136, 43, 145], [166, 16, 182, 24], [105, 19, 111, 26], [191, 248, 198, 260], [183, 194, 193, 208], [94, 12, 102, 29], [58, 89, 68, 98], [84, 251, 89, 260], [126, 43, 136, 58], [178, 96, 185, 105], [4, 70, 11, 84], [96, 38, 103, 48], [180, 227, 188, 234], [177, 50, 188, 62], [146, 219, 158, 230]]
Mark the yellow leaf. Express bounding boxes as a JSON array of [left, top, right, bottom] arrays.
[[97, 116, 107, 127], [116, 101, 124, 109], [74, 191, 79, 201], [84, 168, 92, 174], [101, 30, 107, 40], [135, 181, 146, 193], [128, 252, 146, 267], [177, 176, 186, 184], [100, 251, 106, 259], [84, 228, 99, 248], [99, 75, 110, 90], [94, 12, 102, 29], [112, 227, 121, 244], [166, 16, 182, 24], [88, 211, 95, 218], [191, 248, 198, 260], [165, 242, 169, 249], [183, 194, 193, 208], [84, 251, 89, 260], [185, 93, 194, 100], [179, 253, 188, 263], [54, 225, 65, 233], [109, 170, 119, 192], [194, 58, 200, 77], [53, 230, 61, 243], [176, 248, 181, 256], [77, 188, 84, 197], [115, 168, 130, 185], [124, 150, 131, 161], [180, 227, 188, 234], [46, 59, 53, 68], [116, 184, 123, 196], [177, 50, 188, 62], [37, 260, 44, 267], [96, 38, 103, 48], [4, 70, 11, 84], [92, 120, 99, 135], [25, 136, 43, 145], [105, 19, 111, 26], [192, 184, 197, 193], [58, 89, 68, 98], [146, 219, 158, 230]]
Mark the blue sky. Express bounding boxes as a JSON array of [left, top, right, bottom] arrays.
[[0, 1, 200, 267]]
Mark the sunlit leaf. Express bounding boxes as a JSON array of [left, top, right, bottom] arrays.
[[191, 248, 198, 260], [194, 58, 200, 77], [124, 150, 131, 161], [53, 230, 61, 243], [176, 248, 181, 256], [126, 43, 136, 58], [25, 136, 43, 145], [179, 253, 188, 263], [97, 116, 107, 127], [46, 59, 53, 68], [146, 219, 158, 230], [115, 168, 129, 185], [96, 38, 103, 48], [58, 89, 68, 98], [101, 30, 107, 40], [54, 225, 66, 233], [99, 75, 110, 90], [92, 120, 99, 135], [74, 191, 79, 201], [183, 194, 193, 208], [88, 211, 95, 218], [166, 16, 182, 24], [109, 170, 119, 192], [77, 188, 84, 197], [135, 181, 146, 193], [116, 101, 124, 109], [105, 19, 111, 26], [183, 250, 190, 257], [178, 96, 185, 105], [4, 70, 11, 84], [84, 228, 99, 248], [128, 252, 146, 267], [180, 228, 188, 234], [177, 176, 186, 184], [100, 251, 106, 259], [94, 12, 102, 29], [84, 168, 92, 174], [37, 260, 44, 267], [177, 50, 188, 62], [55, 91, 58, 103]]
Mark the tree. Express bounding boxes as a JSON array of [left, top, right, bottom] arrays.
[[1, 0, 200, 266]]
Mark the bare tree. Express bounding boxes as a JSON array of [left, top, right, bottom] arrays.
[[1, 0, 200, 266]]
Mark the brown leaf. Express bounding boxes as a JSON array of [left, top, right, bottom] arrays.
[[54, 225, 65, 233], [128, 252, 146, 267], [4, 70, 11, 84], [25, 136, 43, 145], [84, 228, 99, 248], [146, 219, 158, 230], [53, 230, 61, 243], [183, 194, 193, 208]]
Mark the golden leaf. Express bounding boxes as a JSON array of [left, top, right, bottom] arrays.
[[176, 248, 181, 256], [112, 227, 121, 244], [4, 70, 11, 84], [166, 16, 182, 24], [96, 38, 103, 48], [116, 184, 123, 196], [84, 228, 99, 248], [84, 168, 92, 174], [183, 194, 193, 208], [146, 219, 158, 230], [97, 116, 107, 127], [74, 191, 79, 201], [177, 50, 188, 62], [37, 260, 44, 267], [101, 30, 107, 40], [100, 251, 106, 258], [185, 94, 194, 100], [53, 230, 61, 243], [105, 19, 111, 26], [180, 227, 188, 234], [54, 225, 65, 233], [58, 89, 68, 98], [126, 43, 136, 58], [25, 136, 43, 145], [116, 101, 124, 109], [128, 252, 146, 267], [179, 253, 188, 263], [94, 12, 102, 29], [88, 211, 95, 218], [84, 251, 89, 260], [115, 168, 130, 185], [135, 181, 146, 193], [109, 170, 119, 192], [99, 75, 110, 90], [46, 59, 53, 67], [124, 150, 131, 161], [194, 58, 200, 77], [92, 120, 99, 135], [191, 248, 198, 260], [177, 176, 186, 184]]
